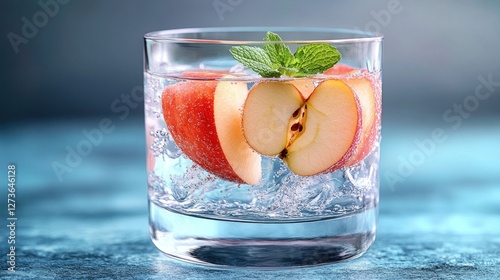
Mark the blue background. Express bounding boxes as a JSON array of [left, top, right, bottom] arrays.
[[1, 0, 499, 278]]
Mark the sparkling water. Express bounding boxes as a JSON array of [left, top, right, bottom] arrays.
[[145, 71, 380, 267]]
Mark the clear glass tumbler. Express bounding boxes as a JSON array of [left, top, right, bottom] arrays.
[[144, 27, 382, 268]]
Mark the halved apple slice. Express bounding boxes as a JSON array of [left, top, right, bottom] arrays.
[[242, 79, 361, 176], [285, 80, 362, 175], [162, 73, 261, 185]]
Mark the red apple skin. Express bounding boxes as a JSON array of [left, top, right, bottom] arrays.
[[162, 77, 247, 184], [325, 65, 381, 167]]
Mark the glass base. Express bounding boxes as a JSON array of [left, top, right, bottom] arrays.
[[149, 201, 377, 269]]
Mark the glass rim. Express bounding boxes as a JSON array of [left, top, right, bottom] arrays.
[[144, 27, 383, 44]]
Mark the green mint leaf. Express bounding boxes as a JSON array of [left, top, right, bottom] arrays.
[[292, 44, 341, 74], [229, 32, 342, 78], [264, 32, 294, 67], [229, 46, 281, 78]]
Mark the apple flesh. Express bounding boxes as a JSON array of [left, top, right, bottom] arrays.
[[242, 79, 361, 176], [287, 79, 315, 99], [162, 73, 261, 185], [242, 82, 305, 156]]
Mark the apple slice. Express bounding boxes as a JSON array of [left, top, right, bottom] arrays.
[[146, 132, 156, 173], [287, 79, 315, 99], [162, 73, 261, 185], [285, 80, 361, 175], [242, 79, 361, 176], [343, 77, 380, 166], [325, 65, 381, 166], [179, 70, 230, 79], [324, 63, 357, 76], [242, 82, 305, 156]]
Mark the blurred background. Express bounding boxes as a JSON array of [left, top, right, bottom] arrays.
[[0, 0, 499, 276]]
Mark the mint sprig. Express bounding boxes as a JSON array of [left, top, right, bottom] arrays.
[[229, 32, 341, 78]]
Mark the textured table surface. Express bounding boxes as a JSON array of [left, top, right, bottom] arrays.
[[1, 119, 499, 279]]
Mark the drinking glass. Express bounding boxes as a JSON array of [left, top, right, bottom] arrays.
[[144, 27, 382, 268]]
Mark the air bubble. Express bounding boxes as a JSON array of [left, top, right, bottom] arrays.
[[149, 128, 182, 159]]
